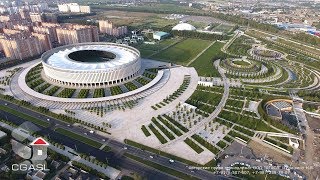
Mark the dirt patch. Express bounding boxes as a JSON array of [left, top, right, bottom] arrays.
[[248, 141, 295, 165], [306, 114, 320, 130]]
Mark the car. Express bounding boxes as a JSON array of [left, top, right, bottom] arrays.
[[46, 118, 50, 121], [84, 133, 87, 135], [149, 156, 154, 159], [4, 103, 7, 105], [169, 159, 174, 163], [123, 147, 127, 150], [102, 139, 105, 142], [67, 124, 70, 127], [89, 130, 94, 134]]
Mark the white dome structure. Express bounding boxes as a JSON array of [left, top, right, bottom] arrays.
[[172, 23, 196, 31]]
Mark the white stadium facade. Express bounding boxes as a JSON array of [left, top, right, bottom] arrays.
[[41, 42, 141, 88]]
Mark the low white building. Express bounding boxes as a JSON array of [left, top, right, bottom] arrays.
[[153, 31, 170, 40], [0, 130, 7, 140]]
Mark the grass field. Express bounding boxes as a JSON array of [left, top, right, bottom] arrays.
[[212, 24, 234, 33], [135, 38, 180, 57], [188, 42, 226, 77], [0, 105, 50, 128], [151, 38, 211, 65], [125, 153, 198, 180], [55, 128, 104, 149]]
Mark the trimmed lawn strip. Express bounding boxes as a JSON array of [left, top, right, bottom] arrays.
[[162, 114, 189, 133], [216, 140, 227, 149], [228, 130, 250, 142], [148, 124, 168, 144], [55, 128, 103, 149], [125, 153, 199, 180], [0, 105, 49, 127], [184, 138, 204, 154], [141, 125, 151, 137], [157, 116, 183, 136], [191, 134, 220, 155], [151, 117, 175, 140]]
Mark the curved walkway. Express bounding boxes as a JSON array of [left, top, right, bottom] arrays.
[[10, 63, 172, 110]]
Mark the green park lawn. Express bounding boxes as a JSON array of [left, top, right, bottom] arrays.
[[151, 38, 211, 65], [188, 42, 226, 77], [0, 105, 50, 128], [136, 38, 180, 58]]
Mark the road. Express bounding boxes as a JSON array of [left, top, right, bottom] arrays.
[[0, 99, 231, 180]]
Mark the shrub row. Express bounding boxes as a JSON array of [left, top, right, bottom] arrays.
[[162, 114, 189, 133], [216, 140, 227, 149], [110, 86, 123, 95], [77, 89, 89, 98], [124, 82, 138, 91], [135, 77, 150, 85], [35, 83, 50, 93], [57, 88, 76, 98], [151, 117, 175, 140], [191, 134, 220, 155], [141, 125, 151, 137], [148, 124, 168, 144], [93, 88, 105, 98], [228, 130, 250, 142], [184, 138, 204, 154], [27, 78, 44, 89], [157, 116, 183, 136], [45, 86, 60, 96]]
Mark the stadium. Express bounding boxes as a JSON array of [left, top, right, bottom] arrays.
[[41, 42, 141, 88]]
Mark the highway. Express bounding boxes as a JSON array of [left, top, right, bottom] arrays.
[[0, 99, 231, 180]]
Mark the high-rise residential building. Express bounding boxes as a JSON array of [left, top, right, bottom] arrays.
[[0, 34, 44, 60], [56, 24, 98, 45], [1, 19, 30, 29], [57, 4, 70, 12], [13, 24, 33, 32], [58, 3, 91, 13], [79, 6, 91, 13], [32, 32, 52, 51], [2, 28, 30, 37], [33, 24, 59, 43], [98, 20, 128, 37], [19, 9, 30, 19], [0, 14, 22, 22], [69, 3, 80, 13], [30, 13, 43, 23]]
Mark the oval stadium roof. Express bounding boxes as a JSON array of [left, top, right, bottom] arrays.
[[44, 44, 139, 71]]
